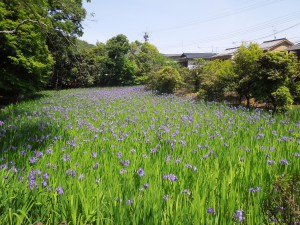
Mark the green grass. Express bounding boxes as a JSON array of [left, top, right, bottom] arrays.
[[0, 86, 299, 224]]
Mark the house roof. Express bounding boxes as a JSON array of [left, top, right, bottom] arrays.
[[181, 53, 217, 59], [163, 54, 182, 58], [287, 43, 300, 51], [212, 47, 240, 58], [259, 38, 293, 51], [163, 54, 182, 60]]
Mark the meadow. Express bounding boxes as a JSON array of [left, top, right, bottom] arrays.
[[0, 86, 299, 225]]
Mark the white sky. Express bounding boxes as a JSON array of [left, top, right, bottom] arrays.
[[80, 0, 300, 53]]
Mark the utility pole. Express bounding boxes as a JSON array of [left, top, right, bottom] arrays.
[[143, 32, 149, 42], [272, 26, 277, 39]]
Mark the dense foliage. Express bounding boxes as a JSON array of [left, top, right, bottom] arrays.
[[51, 37, 172, 89], [0, 0, 54, 96], [147, 66, 183, 94], [175, 43, 300, 111], [0, 0, 91, 97]]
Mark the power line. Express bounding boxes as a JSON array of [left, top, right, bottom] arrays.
[[158, 12, 300, 49], [248, 22, 300, 42], [152, 0, 284, 33]]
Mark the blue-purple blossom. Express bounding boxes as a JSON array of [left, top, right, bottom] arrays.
[[93, 162, 99, 170], [78, 174, 85, 180], [43, 173, 49, 180], [29, 179, 38, 190], [66, 169, 76, 177], [175, 158, 181, 163], [182, 189, 191, 196], [42, 180, 47, 187], [117, 152, 122, 159], [20, 150, 27, 155], [248, 186, 261, 193], [165, 155, 171, 163], [29, 157, 38, 164], [163, 174, 178, 182], [56, 186, 64, 195], [280, 159, 289, 165], [163, 194, 169, 201], [45, 149, 52, 154], [35, 151, 44, 158], [122, 159, 130, 167], [127, 199, 134, 205], [137, 168, 145, 177], [207, 207, 215, 214], [62, 154, 71, 162], [120, 168, 127, 174], [233, 210, 245, 222]]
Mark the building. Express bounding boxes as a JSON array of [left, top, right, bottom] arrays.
[[287, 43, 300, 61], [211, 47, 240, 60], [179, 53, 217, 68], [259, 38, 294, 52], [212, 38, 294, 61], [164, 52, 217, 68], [163, 54, 182, 61]]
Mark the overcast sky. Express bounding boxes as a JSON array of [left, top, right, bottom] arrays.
[[80, 0, 300, 54]]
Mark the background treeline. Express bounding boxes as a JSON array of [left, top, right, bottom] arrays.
[[149, 43, 300, 111], [1, 0, 299, 111], [48, 36, 175, 89], [0, 0, 174, 99]]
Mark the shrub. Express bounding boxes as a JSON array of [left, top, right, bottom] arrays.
[[263, 173, 300, 224], [271, 86, 293, 112], [147, 66, 183, 94]]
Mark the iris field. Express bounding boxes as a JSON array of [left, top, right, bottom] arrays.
[[0, 86, 299, 224]]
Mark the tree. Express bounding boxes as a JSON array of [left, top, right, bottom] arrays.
[[102, 34, 137, 86], [233, 43, 264, 107], [0, 0, 54, 96], [196, 59, 236, 101], [254, 51, 298, 111], [130, 41, 168, 84], [0, 0, 91, 95], [147, 66, 183, 94]]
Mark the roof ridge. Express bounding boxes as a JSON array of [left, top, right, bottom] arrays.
[[262, 38, 287, 43]]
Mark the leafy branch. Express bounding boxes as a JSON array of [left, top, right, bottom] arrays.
[[0, 19, 46, 34]]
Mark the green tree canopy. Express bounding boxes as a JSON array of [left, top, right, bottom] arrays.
[[232, 43, 264, 107], [0, 0, 91, 96], [254, 51, 298, 111]]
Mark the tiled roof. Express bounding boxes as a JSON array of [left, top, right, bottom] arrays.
[[181, 53, 217, 59], [287, 43, 300, 51], [259, 38, 293, 50], [212, 47, 240, 57]]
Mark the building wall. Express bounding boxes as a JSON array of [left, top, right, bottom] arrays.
[[296, 50, 300, 62], [270, 42, 293, 52]]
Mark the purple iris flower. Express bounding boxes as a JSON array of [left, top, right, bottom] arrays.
[[56, 186, 64, 195], [137, 168, 145, 177], [207, 207, 215, 214]]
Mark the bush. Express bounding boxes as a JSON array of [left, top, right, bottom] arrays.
[[263, 173, 300, 224], [147, 66, 183, 94], [271, 86, 293, 112]]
